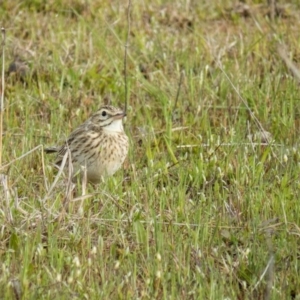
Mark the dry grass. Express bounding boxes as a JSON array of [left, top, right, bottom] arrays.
[[1, 0, 300, 299]]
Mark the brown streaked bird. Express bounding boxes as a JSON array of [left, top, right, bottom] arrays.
[[45, 105, 129, 184]]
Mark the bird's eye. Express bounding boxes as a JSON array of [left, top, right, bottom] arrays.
[[101, 111, 107, 117]]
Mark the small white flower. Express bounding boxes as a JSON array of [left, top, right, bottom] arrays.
[[91, 246, 97, 255], [114, 260, 120, 270], [156, 253, 161, 261], [73, 256, 80, 267]]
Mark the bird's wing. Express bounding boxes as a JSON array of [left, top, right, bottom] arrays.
[[56, 122, 103, 156], [56, 126, 88, 157]]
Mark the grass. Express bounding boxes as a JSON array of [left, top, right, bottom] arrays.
[[1, 0, 300, 299]]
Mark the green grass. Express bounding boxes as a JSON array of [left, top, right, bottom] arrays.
[[1, 0, 300, 299]]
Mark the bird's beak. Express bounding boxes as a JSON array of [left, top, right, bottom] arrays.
[[113, 112, 126, 120]]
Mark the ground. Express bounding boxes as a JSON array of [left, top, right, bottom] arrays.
[[0, 0, 300, 299]]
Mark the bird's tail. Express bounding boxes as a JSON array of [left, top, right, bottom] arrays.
[[44, 147, 58, 154]]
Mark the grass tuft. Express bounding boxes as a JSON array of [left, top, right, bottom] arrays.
[[1, 0, 300, 299]]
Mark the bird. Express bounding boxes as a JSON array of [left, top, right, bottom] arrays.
[[45, 105, 129, 184]]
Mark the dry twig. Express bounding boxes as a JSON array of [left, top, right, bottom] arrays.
[[278, 45, 300, 82], [124, 0, 132, 115], [0, 27, 6, 166]]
